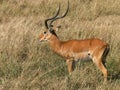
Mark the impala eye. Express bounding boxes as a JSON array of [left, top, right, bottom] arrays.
[[43, 31, 47, 34]]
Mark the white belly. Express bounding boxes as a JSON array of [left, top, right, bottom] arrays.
[[73, 51, 92, 61]]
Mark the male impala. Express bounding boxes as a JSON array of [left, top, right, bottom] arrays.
[[39, 2, 110, 82]]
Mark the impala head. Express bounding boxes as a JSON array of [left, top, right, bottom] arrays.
[[39, 1, 69, 42]]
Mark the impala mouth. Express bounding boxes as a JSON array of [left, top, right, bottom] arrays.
[[39, 39, 43, 42]]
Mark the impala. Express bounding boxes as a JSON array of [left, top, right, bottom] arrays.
[[39, 2, 110, 82]]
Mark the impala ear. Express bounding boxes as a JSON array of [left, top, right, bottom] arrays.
[[56, 25, 61, 31], [49, 28, 54, 33]]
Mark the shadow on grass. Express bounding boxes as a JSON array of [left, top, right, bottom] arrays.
[[108, 71, 120, 81], [111, 71, 120, 80]]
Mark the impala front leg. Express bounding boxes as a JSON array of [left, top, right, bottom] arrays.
[[66, 59, 75, 74]]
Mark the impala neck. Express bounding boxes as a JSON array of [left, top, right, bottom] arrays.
[[48, 32, 61, 53]]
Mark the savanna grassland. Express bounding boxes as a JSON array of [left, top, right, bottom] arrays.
[[0, 0, 120, 90]]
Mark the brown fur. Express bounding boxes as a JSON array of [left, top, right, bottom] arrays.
[[39, 30, 110, 82]]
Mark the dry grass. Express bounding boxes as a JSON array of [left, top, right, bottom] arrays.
[[0, 0, 120, 90]]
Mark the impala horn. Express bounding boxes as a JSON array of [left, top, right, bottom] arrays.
[[44, 4, 60, 29], [44, 1, 69, 32], [48, 1, 69, 29]]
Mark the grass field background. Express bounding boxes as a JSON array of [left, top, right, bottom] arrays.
[[0, 0, 120, 90]]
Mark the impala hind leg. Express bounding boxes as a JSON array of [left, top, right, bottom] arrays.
[[102, 46, 110, 68], [66, 59, 75, 74], [93, 48, 109, 82], [95, 60, 108, 82]]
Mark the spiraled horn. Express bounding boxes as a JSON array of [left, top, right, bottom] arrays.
[[44, 4, 60, 29], [48, 1, 69, 28]]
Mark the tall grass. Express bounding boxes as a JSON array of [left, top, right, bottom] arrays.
[[0, 0, 120, 90]]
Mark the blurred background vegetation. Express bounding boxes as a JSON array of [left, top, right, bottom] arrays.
[[0, 0, 120, 90]]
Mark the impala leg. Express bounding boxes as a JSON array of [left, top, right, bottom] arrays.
[[94, 59, 108, 82], [102, 46, 110, 68], [66, 59, 75, 74], [93, 57, 108, 82], [93, 46, 109, 82]]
